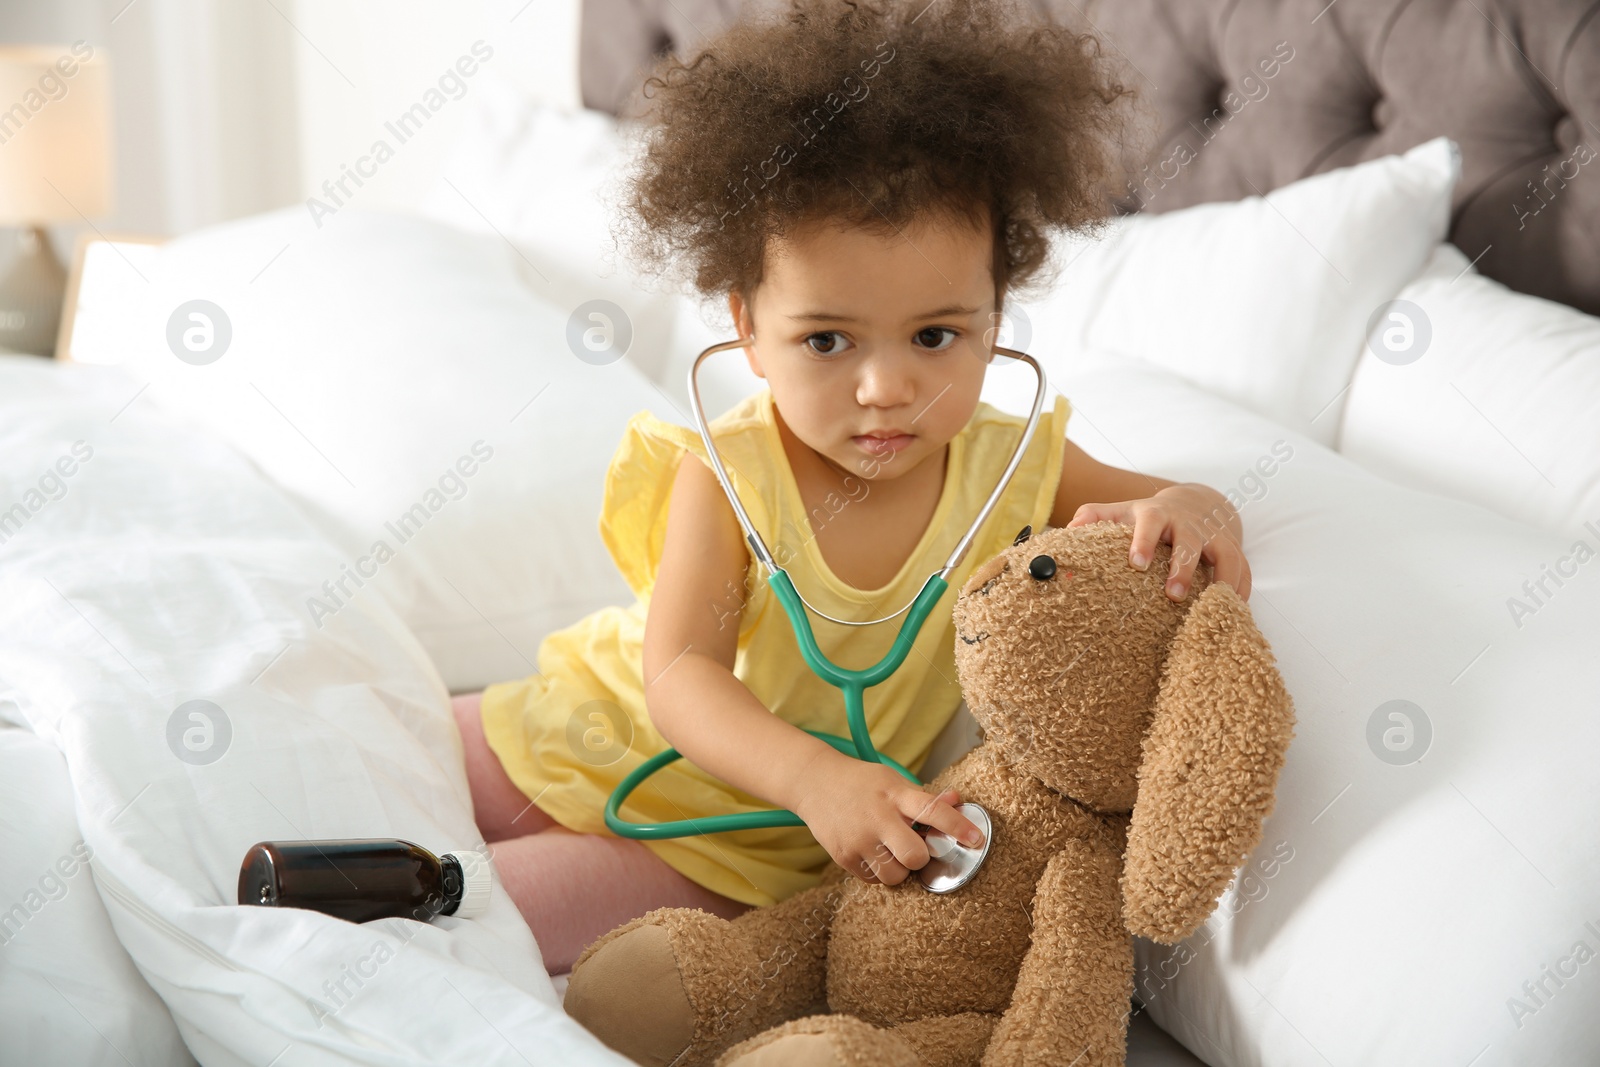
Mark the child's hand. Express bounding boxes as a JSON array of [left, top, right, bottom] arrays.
[[1067, 483, 1251, 602], [792, 752, 985, 886]]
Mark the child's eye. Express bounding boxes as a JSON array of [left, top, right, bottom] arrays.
[[916, 327, 958, 351], [804, 331, 851, 357]]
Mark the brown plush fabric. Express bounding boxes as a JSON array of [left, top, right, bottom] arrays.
[[1120, 576, 1295, 943], [566, 521, 1295, 1066], [563, 924, 693, 1067]]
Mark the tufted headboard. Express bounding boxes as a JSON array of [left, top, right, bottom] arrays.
[[579, 0, 1600, 315]]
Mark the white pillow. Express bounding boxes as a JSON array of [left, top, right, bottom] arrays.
[[420, 75, 695, 395], [422, 79, 768, 419], [81, 206, 681, 694], [1011, 137, 1460, 445], [1338, 241, 1600, 537], [1048, 347, 1600, 1066]]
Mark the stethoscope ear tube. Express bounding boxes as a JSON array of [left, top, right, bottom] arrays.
[[684, 338, 1049, 627], [687, 338, 781, 574]]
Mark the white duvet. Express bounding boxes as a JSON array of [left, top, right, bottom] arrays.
[[0, 355, 630, 1066]]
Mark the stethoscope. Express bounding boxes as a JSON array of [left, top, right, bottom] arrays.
[[605, 336, 1047, 892]]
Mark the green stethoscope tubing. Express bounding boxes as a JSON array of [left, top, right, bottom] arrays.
[[603, 336, 1046, 841], [604, 568, 947, 839]]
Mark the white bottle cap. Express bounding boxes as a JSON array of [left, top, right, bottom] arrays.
[[444, 850, 493, 918]]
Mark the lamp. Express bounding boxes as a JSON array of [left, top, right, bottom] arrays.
[[0, 44, 111, 357]]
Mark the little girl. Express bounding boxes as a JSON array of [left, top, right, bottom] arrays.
[[452, 0, 1253, 974]]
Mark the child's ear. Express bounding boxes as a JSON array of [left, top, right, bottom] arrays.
[[728, 289, 757, 338], [988, 285, 1008, 361], [728, 289, 765, 378]]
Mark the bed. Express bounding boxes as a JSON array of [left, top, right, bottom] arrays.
[[2, 0, 1596, 1064]]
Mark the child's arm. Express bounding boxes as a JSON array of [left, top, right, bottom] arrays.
[[642, 453, 985, 888], [1051, 438, 1252, 601]]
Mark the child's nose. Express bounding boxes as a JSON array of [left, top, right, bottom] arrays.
[[854, 351, 920, 403]]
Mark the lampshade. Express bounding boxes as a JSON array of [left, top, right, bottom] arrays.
[[0, 45, 112, 224]]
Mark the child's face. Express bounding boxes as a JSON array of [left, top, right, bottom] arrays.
[[727, 208, 1000, 484]]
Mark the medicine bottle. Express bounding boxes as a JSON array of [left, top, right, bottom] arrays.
[[239, 839, 492, 923]]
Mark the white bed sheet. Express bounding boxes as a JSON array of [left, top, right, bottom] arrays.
[[0, 354, 631, 1066]]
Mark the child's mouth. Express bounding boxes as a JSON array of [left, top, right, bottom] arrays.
[[852, 433, 915, 455]]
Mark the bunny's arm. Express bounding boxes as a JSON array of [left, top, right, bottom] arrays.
[[980, 838, 1134, 1067], [1121, 580, 1295, 944]]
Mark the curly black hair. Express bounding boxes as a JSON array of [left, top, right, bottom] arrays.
[[610, 0, 1136, 316]]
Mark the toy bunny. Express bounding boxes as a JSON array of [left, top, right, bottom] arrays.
[[566, 520, 1295, 1067]]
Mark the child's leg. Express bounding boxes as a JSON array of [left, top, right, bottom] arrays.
[[452, 692, 751, 973], [488, 828, 751, 973], [453, 691, 558, 840]]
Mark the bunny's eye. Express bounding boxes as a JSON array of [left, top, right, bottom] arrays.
[[1012, 525, 1032, 546], [1028, 554, 1057, 580]]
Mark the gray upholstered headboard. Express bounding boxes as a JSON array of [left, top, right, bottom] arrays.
[[579, 0, 1600, 315]]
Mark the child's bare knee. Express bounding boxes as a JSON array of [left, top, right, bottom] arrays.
[[452, 691, 485, 745]]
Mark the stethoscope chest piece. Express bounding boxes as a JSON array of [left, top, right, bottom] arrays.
[[915, 802, 993, 894]]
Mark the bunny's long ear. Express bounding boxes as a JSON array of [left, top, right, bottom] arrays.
[[1121, 580, 1295, 944]]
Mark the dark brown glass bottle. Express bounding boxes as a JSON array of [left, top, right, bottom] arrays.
[[238, 839, 491, 923]]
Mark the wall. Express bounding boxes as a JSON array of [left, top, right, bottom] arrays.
[[290, 1, 582, 219], [0, 0, 582, 243]]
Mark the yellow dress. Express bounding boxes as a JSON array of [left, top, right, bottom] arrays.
[[480, 387, 1071, 906]]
